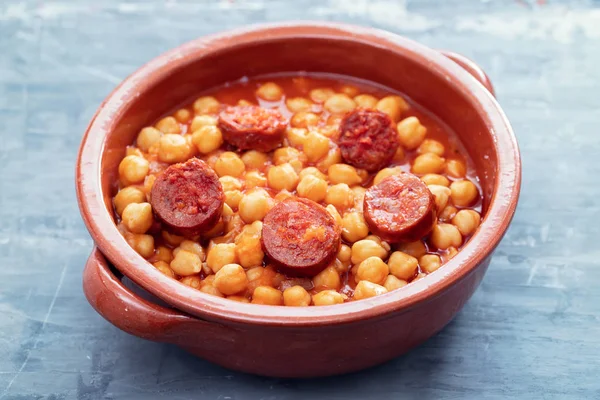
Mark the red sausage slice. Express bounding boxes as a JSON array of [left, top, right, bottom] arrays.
[[261, 198, 341, 277], [338, 108, 399, 171], [150, 158, 224, 237], [218, 105, 287, 152], [363, 173, 436, 243]]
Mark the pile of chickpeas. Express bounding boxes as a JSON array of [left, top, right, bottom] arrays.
[[113, 76, 483, 306]]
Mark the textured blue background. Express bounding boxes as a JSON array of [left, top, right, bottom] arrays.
[[1, 0, 599, 399]]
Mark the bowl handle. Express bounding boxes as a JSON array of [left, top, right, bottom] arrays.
[[83, 247, 220, 343], [440, 51, 495, 97]]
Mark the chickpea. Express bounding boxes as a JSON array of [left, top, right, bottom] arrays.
[[446, 247, 459, 260], [388, 251, 418, 280], [418, 139, 445, 156], [431, 223, 463, 250], [241, 170, 264, 189], [353, 94, 378, 108], [366, 235, 391, 252], [273, 147, 305, 166], [235, 221, 264, 267], [299, 166, 326, 181], [397, 116, 427, 149], [316, 148, 343, 172], [193, 96, 220, 115], [154, 261, 176, 278], [420, 254, 442, 274], [241, 150, 269, 170], [199, 283, 224, 298], [170, 249, 202, 276], [328, 164, 362, 186], [126, 147, 144, 157], [303, 131, 330, 162], [341, 211, 369, 243], [439, 205, 458, 222], [213, 264, 248, 295], [136, 127, 162, 151], [325, 184, 354, 211], [155, 246, 173, 263], [118, 155, 149, 185], [127, 233, 154, 258], [143, 175, 156, 195], [412, 153, 446, 175], [313, 266, 341, 291], [155, 116, 180, 134], [326, 204, 343, 227], [428, 184, 451, 212], [175, 240, 206, 260], [286, 97, 313, 113], [192, 125, 223, 154], [450, 179, 479, 207], [214, 152, 245, 178], [383, 275, 407, 291], [158, 134, 191, 164], [180, 275, 202, 289], [452, 210, 481, 236], [228, 295, 250, 303], [274, 190, 293, 203], [161, 231, 185, 247], [355, 257, 389, 285], [286, 127, 307, 148], [283, 286, 311, 307], [114, 187, 146, 216], [267, 163, 299, 191], [446, 159, 467, 178], [396, 241, 427, 259], [354, 280, 388, 300], [225, 190, 243, 209], [376, 95, 409, 122], [352, 186, 366, 211], [291, 111, 319, 128], [252, 286, 283, 305], [174, 108, 192, 123], [309, 88, 335, 103], [256, 82, 283, 101], [337, 244, 352, 263], [421, 173, 450, 187], [291, 175, 326, 203], [324, 94, 356, 114], [373, 167, 403, 186], [217, 177, 241, 193], [351, 239, 388, 265], [238, 188, 271, 223], [312, 290, 345, 306], [206, 243, 237, 273], [190, 115, 217, 132], [121, 202, 153, 234]]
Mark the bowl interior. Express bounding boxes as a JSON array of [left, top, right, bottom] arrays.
[[101, 36, 496, 218], [80, 24, 518, 325]]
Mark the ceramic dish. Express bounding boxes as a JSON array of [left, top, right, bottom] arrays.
[[77, 22, 520, 377]]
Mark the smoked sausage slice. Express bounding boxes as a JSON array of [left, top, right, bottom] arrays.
[[150, 158, 224, 237], [261, 198, 341, 277], [363, 173, 436, 243], [338, 108, 399, 171], [218, 105, 287, 152]]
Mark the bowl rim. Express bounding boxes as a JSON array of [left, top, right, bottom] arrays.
[[76, 21, 521, 327]]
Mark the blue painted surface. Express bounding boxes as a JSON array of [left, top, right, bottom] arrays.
[[1, 0, 599, 398]]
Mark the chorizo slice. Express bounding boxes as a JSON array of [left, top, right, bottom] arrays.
[[338, 108, 399, 171], [363, 173, 436, 243], [150, 158, 224, 237], [261, 198, 341, 277], [218, 105, 287, 152]]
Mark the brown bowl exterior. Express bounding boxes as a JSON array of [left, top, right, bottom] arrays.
[[84, 247, 491, 377], [76, 23, 520, 376]]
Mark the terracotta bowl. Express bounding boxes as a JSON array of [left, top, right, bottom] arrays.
[[76, 22, 520, 378]]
